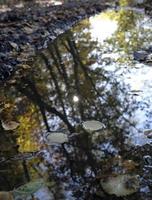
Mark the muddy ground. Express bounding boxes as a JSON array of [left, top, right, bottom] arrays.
[[0, 0, 151, 83]]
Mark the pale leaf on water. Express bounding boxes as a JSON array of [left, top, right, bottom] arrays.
[[14, 179, 44, 196], [46, 132, 68, 144], [1, 120, 20, 131], [101, 175, 140, 197], [82, 120, 105, 132]]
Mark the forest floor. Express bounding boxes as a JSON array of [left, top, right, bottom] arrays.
[[0, 0, 151, 83]]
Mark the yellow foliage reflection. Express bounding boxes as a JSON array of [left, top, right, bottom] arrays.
[[17, 104, 40, 152]]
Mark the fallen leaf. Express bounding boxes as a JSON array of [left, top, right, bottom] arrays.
[[1, 120, 20, 131], [14, 179, 44, 196], [101, 175, 140, 197], [46, 132, 68, 144], [82, 120, 105, 132], [9, 41, 18, 50]]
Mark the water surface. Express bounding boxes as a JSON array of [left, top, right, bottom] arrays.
[[0, 7, 152, 200]]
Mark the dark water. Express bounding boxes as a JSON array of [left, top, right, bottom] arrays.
[[0, 8, 152, 200]]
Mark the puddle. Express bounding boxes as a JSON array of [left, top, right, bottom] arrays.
[[0, 7, 152, 200]]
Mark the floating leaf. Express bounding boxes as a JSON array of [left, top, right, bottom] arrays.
[[14, 179, 44, 196], [101, 175, 139, 197], [82, 120, 105, 132], [46, 132, 68, 144], [1, 120, 20, 131]]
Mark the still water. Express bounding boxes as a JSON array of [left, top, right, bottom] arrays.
[[0, 8, 152, 200]]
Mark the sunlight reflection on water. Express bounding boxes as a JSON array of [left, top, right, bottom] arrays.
[[88, 9, 152, 146]]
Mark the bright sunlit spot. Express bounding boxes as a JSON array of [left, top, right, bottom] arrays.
[[89, 13, 118, 43], [73, 95, 79, 102]]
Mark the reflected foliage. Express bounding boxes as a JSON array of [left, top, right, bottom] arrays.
[[102, 3, 152, 62], [0, 8, 152, 199]]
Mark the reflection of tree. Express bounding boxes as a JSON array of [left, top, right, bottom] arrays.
[[15, 77, 75, 132], [7, 16, 135, 141], [40, 53, 68, 120], [0, 130, 31, 190], [0, 15, 139, 197]]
